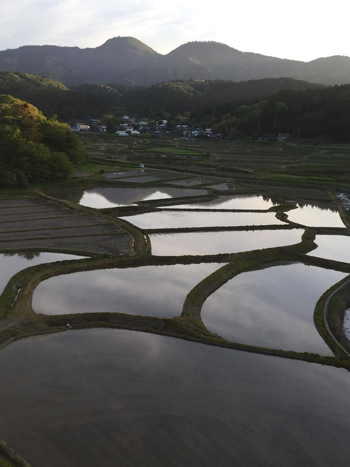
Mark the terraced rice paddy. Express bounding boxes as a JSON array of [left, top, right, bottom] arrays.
[[150, 229, 304, 256], [2, 137, 350, 467], [0, 198, 131, 255], [308, 235, 350, 263], [164, 177, 220, 186], [0, 252, 84, 295], [162, 194, 276, 210], [121, 210, 284, 230], [287, 203, 345, 227], [48, 186, 208, 208], [201, 263, 347, 353], [1, 329, 350, 467], [33, 263, 220, 317]]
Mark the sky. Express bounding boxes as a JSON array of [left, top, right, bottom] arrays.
[[0, 0, 348, 62]]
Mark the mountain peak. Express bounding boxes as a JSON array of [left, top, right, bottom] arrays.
[[98, 37, 158, 54]]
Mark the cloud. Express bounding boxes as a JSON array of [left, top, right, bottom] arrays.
[[0, 0, 349, 61]]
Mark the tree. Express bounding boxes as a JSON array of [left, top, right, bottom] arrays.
[[0, 94, 82, 188]]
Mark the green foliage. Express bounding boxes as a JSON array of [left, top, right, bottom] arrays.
[[0, 94, 86, 188], [4, 71, 350, 142], [39, 120, 88, 165]]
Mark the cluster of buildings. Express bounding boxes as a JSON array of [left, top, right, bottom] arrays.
[[70, 115, 223, 139], [70, 119, 107, 134]]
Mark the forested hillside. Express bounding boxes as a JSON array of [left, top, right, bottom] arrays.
[[1, 71, 350, 142], [0, 95, 88, 188]]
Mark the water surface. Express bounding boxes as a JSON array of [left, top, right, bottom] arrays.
[[47, 187, 207, 209], [0, 252, 84, 295], [287, 204, 344, 227], [122, 211, 284, 229], [162, 195, 275, 210], [0, 329, 350, 467], [202, 263, 347, 353], [150, 229, 303, 256], [33, 263, 220, 317], [308, 235, 350, 263]]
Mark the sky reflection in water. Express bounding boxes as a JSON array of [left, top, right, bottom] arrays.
[[0, 252, 84, 295], [47, 186, 207, 209], [122, 211, 283, 229], [1, 329, 350, 467], [287, 204, 344, 227], [202, 263, 347, 354], [150, 229, 303, 256], [163, 195, 275, 210], [308, 235, 350, 263], [33, 263, 220, 317], [79, 187, 207, 208]]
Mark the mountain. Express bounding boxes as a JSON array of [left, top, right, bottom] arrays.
[[124, 42, 350, 86], [0, 37, 160, 86], [0, 38, 349, 86]]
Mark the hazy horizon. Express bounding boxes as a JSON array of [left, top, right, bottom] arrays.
[[1, 36, 348, 64], [0, 0, 347, 63]]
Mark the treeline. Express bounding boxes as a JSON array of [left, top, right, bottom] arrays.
[[2, 72, 350, 141]]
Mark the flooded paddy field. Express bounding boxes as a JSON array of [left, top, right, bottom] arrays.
[[47, 186, 208, 209], [164, 177, 220, 187], [0, 252, 84, 295], [121, 211, 284, 230], [115, 173, 186, 183], [103, 169, 160, 179], [308, 235, 350, 263], [287, 204, 345, 227], [33, 263, 220, 317], [1, 329, 350, 467], [265, 186, 332, 201], [0, 198, 131, 255], [2, 138, 350, 467], [162, 194, 276, 210], [202, 263, 347, 353], [150, 229, 304, 256]]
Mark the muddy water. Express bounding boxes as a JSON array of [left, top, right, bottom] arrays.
[[33, 263, 220, 317], [287, 204, 344, 227], [121, 211, 284, 229], [46, 186, 207, 209], [0, 329, 350, 467], [162, 194, 276, 210], [308, 235, 350, 263], [0, 252, 84, 295], [150, 229, 304, 256], [202, 263, 347, 354]]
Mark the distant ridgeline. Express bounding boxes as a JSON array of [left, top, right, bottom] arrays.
[[2, 71, 350, 142], [1, 38, 350, 86], [0, 94, 88, 189]]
